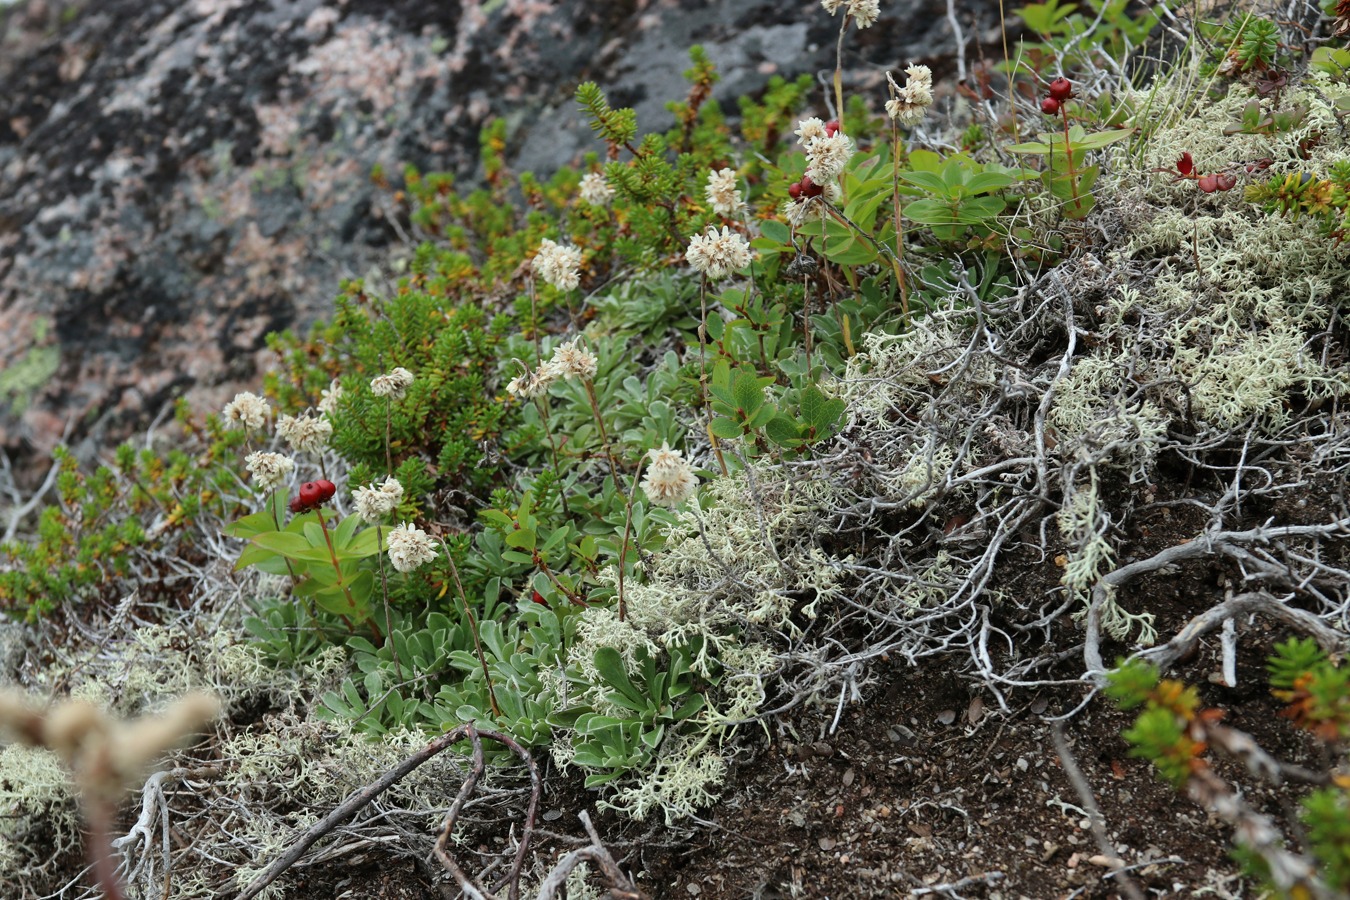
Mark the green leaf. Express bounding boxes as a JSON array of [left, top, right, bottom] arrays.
[[594, 648, 647, 708], [332, 514, 361, 548], [731, 369, 765, 416], [765, 414, 804, 446], [709, 417, 742, 440], [344, 526, 385, 559], [801, 383, 843, 430], [965, 171, 1015, 195], [1006, 141, 1053, 155], [759, 218, 790, 244], [747, 403, 778, 429], [504, 527, 537, 551], [250, 532, 313, 558], [897, 170, 952, 195], [1073, 128, 1133, 150]]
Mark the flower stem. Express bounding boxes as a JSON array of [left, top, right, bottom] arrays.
[[1060, 104, 1081, 214], [582, 379, 621, 484], [443, 547, 501, 719], [889, 118, 910, 321], [374, 523, 403, 681], [617, 455, 645, 623], [315, 507, 370, 639], [698, 276, 729, 477]]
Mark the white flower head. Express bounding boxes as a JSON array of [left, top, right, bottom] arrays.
[[505, 359, 560, 399], [641, 443, 699, 507], [848, 0, 881, 28], [685, 226, 753, 280], [822, 0, 880, 28], [318, 379, 343, 415], [886, 65, 934, 125], [579, 172, 615, 207], [222, 392, 270, 431], [705, 167, 744, 217], [532, 238, 582, 292], [549, 337, 598, 382], [795, 117, 828, 147], [244, 451, 294, 492], [371, 367, 414, 400], [276, 413, 333, 455], [804, 132, 855, 184], [386, 522, 438, 573], [353, 476, 404, 521]]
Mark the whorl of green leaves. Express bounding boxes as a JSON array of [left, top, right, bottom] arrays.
[[577, 81, 638, 148]]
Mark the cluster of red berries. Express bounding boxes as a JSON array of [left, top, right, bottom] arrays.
[[289, 479, 337, 513], [1175, 152, 1238, 193], [1040, 77, 1073, 115], [786, 119, 842, 201]]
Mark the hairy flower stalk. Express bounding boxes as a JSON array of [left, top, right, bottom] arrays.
[[550, 337, 620, 483], [441, 541, 501, 718], [884, 67, 929, 317], [371, 367, 413, 475], [353, 477, 406, 674]]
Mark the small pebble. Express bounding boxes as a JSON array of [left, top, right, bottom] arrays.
[[937, 709, 957, 725]]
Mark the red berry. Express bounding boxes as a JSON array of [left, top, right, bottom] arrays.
[[1048, 77, 1072, 102], [800, 175, 824, 198], [788, 182, 803, 200], [531, 590, 549, 607], [288, 496, 306, 514], [298, 481, 323, 507], [1197, 174, 1219, 193], [1040, 97, 1061, 115], [1215, 173, 1237, 191], [315, 479, 337, 502], [1176, 152, 1195, 177], [825, 119, 841, 136]]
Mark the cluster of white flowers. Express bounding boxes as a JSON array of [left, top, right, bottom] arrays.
[[797, 123, 855, 185], [532, 238, 582, 292], [704, 168, 744, 217], [821, 0, 880, 28], [505, 359, 560, 399], [244, 451, 294, 492], [386, 522, 438, 573], [276, 413, 333, 455], [549, 337, 599, 381], [370, 367, 414, 400], [222, 392, 270, 431], [318, 378, 343, 415], [685, 226, 753, 280], [886, 64, 934, 125], [641, 443, 699, 507], [578, 172, 615, 206], [353, 476, 404, 521]]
